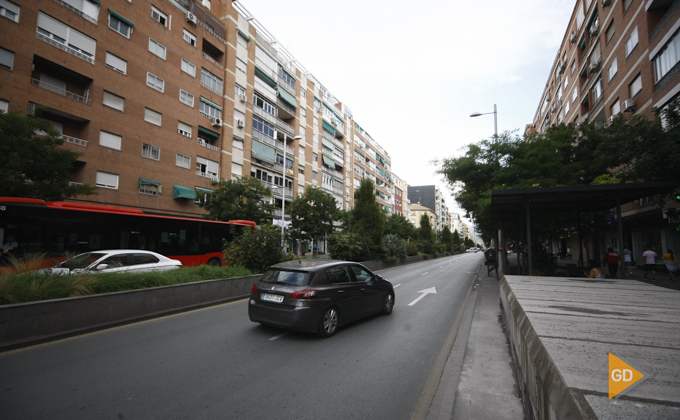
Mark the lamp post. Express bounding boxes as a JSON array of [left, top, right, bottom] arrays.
[[280, 135, 302, 251], [469, 103, 497, 138]]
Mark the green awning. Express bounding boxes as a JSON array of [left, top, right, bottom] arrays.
[[174, 185, 196, 200], [277, 86, 298, 109], [252, 139, 276, 163], [332, 177, 344, 184], [355, 148, 365, 158], [200, 97, 222, 111], [90, 0, 100, 4], [254, 67, 276, 87], [322, 155, 335, 167], [195, 187, 213, 194], [139, 178, 161, 193], [198, 126, 220, 138], [108, 9, 134, 27], [322, 138, 335, 150], [280, 66, 296, 80], [237, 29, 250, 42], [322, 120, 335, 135]]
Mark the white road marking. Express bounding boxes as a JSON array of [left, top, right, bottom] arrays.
[[394, 284, 401, 288], [421, 272, 429, 276], [408, 287, 437, 306], [269, 333, 288, 341]]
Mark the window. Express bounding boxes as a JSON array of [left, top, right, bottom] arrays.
[[313, 116, 319, 127], [200, 68, 223, 94], [179, 90, 194, 107], [37, 12, 97, 61], [652, 30, 680, 83], [96, 171, 119, 189], [564, 75, 568, 89], [571, 60, 576, 75], [151, 6, 167, 27], [0, 0, 20, 22], [176, 153, 191, 169], [252, 115, 274, 137], [623, 0, 633, 12], [142, 143, 160, 160], [144, 108, 162, 126], [109, 12, 132, 38], [592, 78, 603, 104], [234, 109, 245, 123], [253, 94, 275, 115], [181, 58, 196, 77], [148, 38, 166, 59], [0, 47, 14, 70], [237, 32, 248, 48], [183, 29, 196, 47], [625, 27, 638, 57], [611, 99, 621, 116], [103, 91, 124, 111], [0, 99, 8, 113], [235, 84, 245, 98], [313, 134, 318, 144], [572, 88, 578, 103], [605, 21, 615, 44], [199, 98, 221, 120], [312, 171, 317, 180], [564, 100, 569, 115], [233, 137, 244, 149], [608, 58, 618, 82], [146, 72, 164, 92], [201, 0, 211, 10], [629, 74, 642, 97], [105, 52, 127, 74], [178, 121, 192, 137], [301, 88, 306, 98], [313, 153, 318, 162], [196, 156, 219, 178], [236, 58, 247, 73], [99, 131, 121, 150]]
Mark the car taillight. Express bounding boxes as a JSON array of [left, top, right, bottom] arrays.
[[291, 290, 317, 299], [252, 284, 257, 293]]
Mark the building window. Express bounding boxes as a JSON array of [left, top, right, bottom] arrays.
[[236, 57, 247, 73], [99, 131, 122, 150], [0, 47, 14, 70], [109, 12, 132, 38], [313, 153, 318, 162], [181, 58, 196, 77], [199, 100, 221, 121], [607, 58, 618, 82], [312, 171, 317, 180], [233, 137, 244, 149], [148, 38, 166, 60], [37, 12, 97, 61], [629, 74, 642, 97], [139, 180, 160, 195], [151, 6, 167, 27], [144, 108, 162, 126], [623, 0, 633, 12], [625, 26, 638, 57], [235, 84, 246, 98], [196, 156, 219, 178], [200, 68, 223, 94], [183, 29, 196, 47], [652, 29, 680, 84], [142, 143, 160, 160], [252, 115, 275, 137], [201, 0, 211, 10], [300, 88, 306, 98], [253, 94, 276, 115], [564, 100, 569, 115], [102, 91, 124, 111], [237, 32, 248, 48], [0, 0, 20, 22], [146, 72, 164, 92], [178, 121, 192, 137], [605, 21, 615, 44], [611, 99, 621, 116], [313, 134, 318, 144], [0, 99, 8, 113], [179, 89, 194, 107], [96, 171, 119, 189], [572, 88, 577, 103], [591, 78, 603, 104], [105, 52, 127, 74], [176, 153, 191, 169]]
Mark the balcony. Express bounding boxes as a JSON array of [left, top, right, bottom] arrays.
[[198, 138, 220, 152], [31, 78, 92, 105], [202, 52, 224, 70], [53, 0, 98, 24], [255, 58, 277, 81], [322, 130, 343, 149], [201, 81, 222, 95], [278, 77, 295, 96], [254, 78, 277, 102], [252, 130, 294, 155], [253, 105, 277, 125], [62, 135, 88, 147], [268, 183, 293, 198], [321, 164, 343, 179], [196, 171, 219, 181], [276, 97, 296, 117], [276, 118, 294, 136], [36, 32, 95, 65]]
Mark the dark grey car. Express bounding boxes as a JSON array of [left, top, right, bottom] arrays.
[[248, 260, 395, 337]]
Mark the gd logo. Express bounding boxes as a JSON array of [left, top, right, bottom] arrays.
[[608, 352, 645, 399]]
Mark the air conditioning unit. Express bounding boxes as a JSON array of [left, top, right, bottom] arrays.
[[236, 119, 245, 128], [212, 117, 223, 127], [623, 99, 636, 112], [239, 94, 247, 103], [602, 0, 612, 7], [186, 12, 197, 24], [570, 33, 577, 43]]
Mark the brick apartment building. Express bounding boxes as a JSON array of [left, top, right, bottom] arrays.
[[529, 0, 680, 261], [0, 0, 400, 221]]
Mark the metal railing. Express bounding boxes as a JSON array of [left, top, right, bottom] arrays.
[[278, 77, 295, 96], [53, 0, 98, 24], [198, 138, 220, 152], [202, 51, 224, 70], [31, 78, 92, 105], [62, 135, 88, 147], [197, 19, 226, 44], [253, 105, 277, 125], [251, 129, 294, 155], [276, 118, 294, 136], [36, 32, 95, 65], [200, 81, 222, 95], [321, 165, 343, 179], [196, 171, 219, 181]]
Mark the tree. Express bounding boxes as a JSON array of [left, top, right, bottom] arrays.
[[440, 226, 453, 253], [198, 176, 274, 222], [384, 212, 417, 241], [382, 234, 406, 258], [288, 185, 339, 250], [223, 224, 290, 272], [348, 179, 384, 257], [418, 214, 433, 242], [0, 111, 96, 200]]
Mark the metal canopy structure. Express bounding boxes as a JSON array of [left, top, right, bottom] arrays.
[[490, 180, 679, 275]]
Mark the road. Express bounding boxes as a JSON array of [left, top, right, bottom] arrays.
[[0, 254, 482, 420]]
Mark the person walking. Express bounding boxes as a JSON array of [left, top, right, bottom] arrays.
[[663, 249, 679, 282], [603, 247, 620, 278], [642, 246, 658, 281], [623, 246, 634, 278]]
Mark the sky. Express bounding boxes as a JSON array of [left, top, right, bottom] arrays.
[[237, 0, 576, 236]]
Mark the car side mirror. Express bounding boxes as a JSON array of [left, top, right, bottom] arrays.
[[96, 264, 108, 271]]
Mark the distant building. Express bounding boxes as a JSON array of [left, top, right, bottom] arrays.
[[407, 185, 448, 232], [408, 203, 436, 229]]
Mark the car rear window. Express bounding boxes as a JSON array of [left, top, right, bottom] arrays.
[[260, 269, 310, 286]]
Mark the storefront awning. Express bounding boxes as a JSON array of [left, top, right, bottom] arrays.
[[173, 185, 196, 200], [277, 86, 298, 109]]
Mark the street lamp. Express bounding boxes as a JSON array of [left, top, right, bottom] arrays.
[[280, 135, 302, 251], [470, 104, 498, 138]]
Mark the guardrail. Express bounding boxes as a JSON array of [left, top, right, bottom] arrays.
[[31, 78, 92, 105]]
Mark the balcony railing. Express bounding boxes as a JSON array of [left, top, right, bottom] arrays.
[[253, 105, 277, 125], [278, 77, 295, 96], [200, 81, 222, 95], [198, 138, 220, 152], [276, 118, 294, 136], [252, 129, 294, 155], [321, 164, 343, 179], [31, 78, 92, 105], [36, 32, 95, 65], [202, 52, 224, 70], [268, 183, 293, 198], [62, 135, 88, 147], [197, 20, 226, 44], [323, 130, 344, 149], [196, 171, 219, 181], [53, 0, 98, 24]]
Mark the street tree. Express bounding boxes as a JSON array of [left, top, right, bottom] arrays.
[[0, 111, 97, 200], [384, 212, 417, 241], [348, 179, 384, 257], [198, 176, 274, 222], [440, 226, 453, 252], [288, 185, 339, 251]]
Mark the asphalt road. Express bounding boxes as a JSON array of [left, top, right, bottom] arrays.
[[0, 254, 482, 420]]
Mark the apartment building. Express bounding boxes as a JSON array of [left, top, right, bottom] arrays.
[[407, 203, 435, 229], [530, 0, 679, 131], [0, 0, 398, 221], [392, 174, 408, 217], [407, 185, 449, 232]]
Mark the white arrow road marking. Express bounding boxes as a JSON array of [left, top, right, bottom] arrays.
[[269, 332, 288, 341], [408, 287, 437, 306], [421, 272, 429, 276], [394, 284, 401, 288]]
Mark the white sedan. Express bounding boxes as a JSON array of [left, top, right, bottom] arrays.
[[49, 250, 182, 274]]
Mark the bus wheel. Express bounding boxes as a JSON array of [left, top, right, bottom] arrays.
[[207, 258, 221, 267]]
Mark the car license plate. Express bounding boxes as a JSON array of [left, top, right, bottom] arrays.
[[261, 293, 284, 303]]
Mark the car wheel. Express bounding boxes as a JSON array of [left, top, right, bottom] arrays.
[[207, 258, 221, 267], [381, 292, 394, 315], [317, 307, 339, 338]]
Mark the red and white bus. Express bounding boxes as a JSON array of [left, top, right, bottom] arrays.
[[0, 197, 256, 267]]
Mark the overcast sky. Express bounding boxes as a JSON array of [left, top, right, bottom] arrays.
[[238, 0, 575, 232]]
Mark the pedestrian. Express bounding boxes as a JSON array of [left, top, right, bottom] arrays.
[[623, 245, 634, 278], [642, 246, 657, 281], [602, 247, 620, 278], [313, 243, 317, 258], [662, 249, 679, 282]]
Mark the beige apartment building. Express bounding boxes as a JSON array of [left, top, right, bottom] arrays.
[[407, 203, 436, 229], [0, 0, 399, 222]]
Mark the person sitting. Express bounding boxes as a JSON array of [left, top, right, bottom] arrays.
[[1, 235, 18, 256], [588, 260, 605, 279]]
